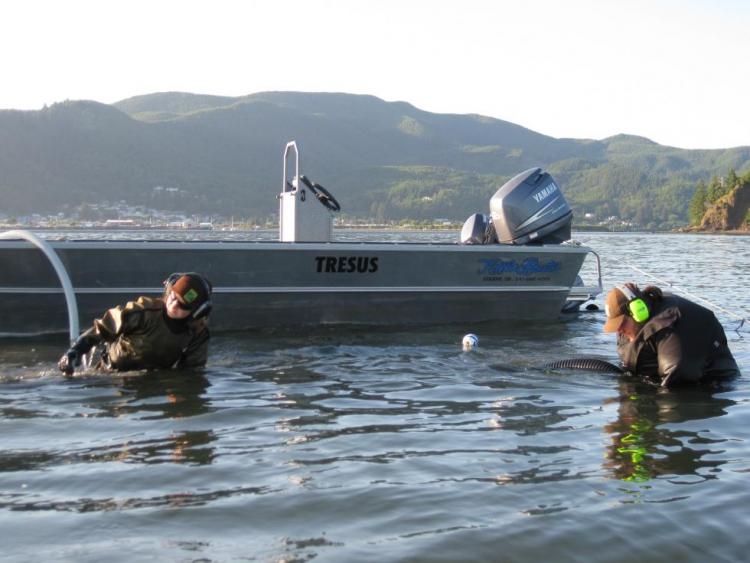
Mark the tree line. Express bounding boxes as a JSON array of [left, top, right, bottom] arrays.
[[688, 169, 750, 226]]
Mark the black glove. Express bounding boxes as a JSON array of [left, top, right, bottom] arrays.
[[58, 348, 81, 375], [58, 329, 99, 375]]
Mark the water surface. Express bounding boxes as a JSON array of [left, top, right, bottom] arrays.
[[1, 231, 748, 561]]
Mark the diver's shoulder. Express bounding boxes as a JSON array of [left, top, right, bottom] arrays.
[[124, 296, 165, 314]]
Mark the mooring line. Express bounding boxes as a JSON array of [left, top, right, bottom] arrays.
[[605, 257, 749, 332]]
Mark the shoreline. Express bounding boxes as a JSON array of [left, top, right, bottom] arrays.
[[674, 227, 750, 236], [1, 224, 747, 235]]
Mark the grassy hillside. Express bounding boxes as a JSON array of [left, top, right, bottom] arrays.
[[1, 91, 748, 228]]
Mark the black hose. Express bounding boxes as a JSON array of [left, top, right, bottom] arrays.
[[544, 358, 624, 373]]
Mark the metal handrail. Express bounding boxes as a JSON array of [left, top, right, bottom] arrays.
[[564, 242, 603, 302], [279, 141, 299, 241], [0, 230, 79, 342], [588, 248, 603, 293], [282, 140, 299, 194]]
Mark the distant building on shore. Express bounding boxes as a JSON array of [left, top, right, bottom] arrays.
[[104, 219, 138, 228]]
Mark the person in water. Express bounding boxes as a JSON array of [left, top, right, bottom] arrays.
[[58, 273, 212, 374], [603, 283, 740, 387]]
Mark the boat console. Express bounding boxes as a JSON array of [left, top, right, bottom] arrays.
[[279, 141, 341, 243]]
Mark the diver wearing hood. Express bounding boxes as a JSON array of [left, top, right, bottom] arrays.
[[58, 273, 212, 374]]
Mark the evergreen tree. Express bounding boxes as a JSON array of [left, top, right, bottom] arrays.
[[688, 180, 707, 226], [705, 176, 721, 203], [726, 168, 739, 192]]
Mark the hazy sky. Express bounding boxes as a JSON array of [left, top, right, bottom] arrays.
[[3, 0, 749, 149]]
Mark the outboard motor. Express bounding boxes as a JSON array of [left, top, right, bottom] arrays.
[[460, 213, 498, 244], [490, 168, 572, 245]]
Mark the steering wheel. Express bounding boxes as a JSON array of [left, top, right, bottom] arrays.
[[299, 175, 341, 212]]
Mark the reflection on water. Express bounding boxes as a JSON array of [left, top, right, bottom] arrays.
[[0, 232, 749, 561], [117, 371, 213, 420], [604, 378, 736, 483], [102, 372, 217, 466]]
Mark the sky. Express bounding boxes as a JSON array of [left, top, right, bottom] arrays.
[[2, 0, 749, 149]]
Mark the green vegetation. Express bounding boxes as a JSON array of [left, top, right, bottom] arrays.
[[1, 92, 749, 229], [689, 181, 708, 226], [688, 169, 750, 227]]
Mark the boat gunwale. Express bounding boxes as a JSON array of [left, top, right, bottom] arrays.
[[0, 239, 594, 254], [0, 284, 575, 294]]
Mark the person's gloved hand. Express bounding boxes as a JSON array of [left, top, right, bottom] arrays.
[[58, 348, 80, 375]]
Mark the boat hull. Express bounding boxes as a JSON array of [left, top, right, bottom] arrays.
[[0, 240, 589, 336]]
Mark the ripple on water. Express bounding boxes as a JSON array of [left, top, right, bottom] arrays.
[[1, 232, 749, 560]]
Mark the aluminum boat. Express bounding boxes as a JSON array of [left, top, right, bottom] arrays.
[[0, 142, 601, 338]]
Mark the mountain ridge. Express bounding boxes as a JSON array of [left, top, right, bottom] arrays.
[[1, 91, 749, 228]]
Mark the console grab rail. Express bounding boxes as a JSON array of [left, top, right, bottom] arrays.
[[0, 230, 79, 342]]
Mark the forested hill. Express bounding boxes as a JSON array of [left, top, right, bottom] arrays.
[[1, 91, 749, 228]]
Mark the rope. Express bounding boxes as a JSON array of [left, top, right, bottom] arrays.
[[606, 257, 750, 332]]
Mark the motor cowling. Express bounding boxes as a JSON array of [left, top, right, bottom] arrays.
[[459, 213, 498, 244], [489, 168, 572, 245]]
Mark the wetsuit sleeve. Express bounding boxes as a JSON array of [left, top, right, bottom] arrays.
[[94, 303, 146, 340], [69, 306, 125, 355], [654, 330, 703, 387], [177, 328, 210, 368], [70, 303, 145, 355], [69, 326, 103, 356]]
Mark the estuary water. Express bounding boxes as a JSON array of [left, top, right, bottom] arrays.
[[1, 231, 749, 562]]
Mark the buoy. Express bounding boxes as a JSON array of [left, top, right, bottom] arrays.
[[462, 333, 479, 350]]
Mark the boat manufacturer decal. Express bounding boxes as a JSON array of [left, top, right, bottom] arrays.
[[315, 256, 379, 273], [479, 257, 560, 281], [531, 182, 558, 203]]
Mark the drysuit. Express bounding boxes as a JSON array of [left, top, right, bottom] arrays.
[[616, 294, 740, 387]]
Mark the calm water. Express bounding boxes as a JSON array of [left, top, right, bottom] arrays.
[[1, 231, 749, 562]]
